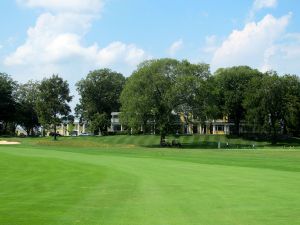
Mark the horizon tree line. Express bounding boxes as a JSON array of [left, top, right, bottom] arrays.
[[0, 58, 299, 144]]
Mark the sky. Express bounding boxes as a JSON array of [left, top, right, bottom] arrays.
[[0, 0, 300, 108]]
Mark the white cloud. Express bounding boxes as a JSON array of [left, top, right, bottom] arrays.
[[249, 0, 277, 21], [211, 14, 292, 72], [17, 0, 104, 13], [265, 33, 300, 74], [4, 12, 94, 66], [5, 1, 149, 79], [97, 42, 148, 67], [253, 0, 277, 10], [2, 0, 150, 111], [168, 39, 183, 56]]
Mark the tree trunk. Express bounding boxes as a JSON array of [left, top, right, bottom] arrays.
[[160, 127, 166, 146], [54, 124, 57, 141], [160, 133, 166, 146], [3, 122, 8, 134], [26, 128, 30, 136], [143, 121, 147, 135], [271, 124, 277, 145], [234, 118, 240, 136]]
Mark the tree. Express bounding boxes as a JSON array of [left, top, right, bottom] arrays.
[[173, 60, 217, 126], [76, 69, 125, 125], [36, 75, 72, 140], [214, 66, 262, 135], [281, 75, 300, 137], [121, 59, 211, 144], [243, 72, 286, 144], [15, 80, 40, 136], [0, 73, 17, 134], [90, 112, 110, 135], [121, 59, 179, 142]]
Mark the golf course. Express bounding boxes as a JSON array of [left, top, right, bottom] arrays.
[[0, 135, 300, 225]]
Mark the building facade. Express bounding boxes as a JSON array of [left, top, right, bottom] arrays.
[[110, 112, 234, 135]]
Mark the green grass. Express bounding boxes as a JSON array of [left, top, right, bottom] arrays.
[[0, 135, 300, 225]]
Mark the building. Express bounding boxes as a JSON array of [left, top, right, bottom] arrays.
[[110, 112, 123, 132], [45, 112, 235, 136], [109, 112, 234, 135], [45, 118, 87, 136]]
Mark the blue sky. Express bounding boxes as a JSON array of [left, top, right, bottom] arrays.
[[0, 0, 300, 106]]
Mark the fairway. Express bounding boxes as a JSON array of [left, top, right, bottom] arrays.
[[0, 137, 300, 225]]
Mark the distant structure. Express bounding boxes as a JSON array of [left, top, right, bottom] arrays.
[[40, 112, 240, 136], [109, 112, 235, 135]]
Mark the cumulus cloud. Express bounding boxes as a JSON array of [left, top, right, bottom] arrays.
[[5, 0, 149, 80], [211, 13, 291, 72], [4, 13, 148, 69], [97, 42, 148, 67], [168, 39, 183, 56]]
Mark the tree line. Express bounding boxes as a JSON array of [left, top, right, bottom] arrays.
[[1, 58, 299, 144]]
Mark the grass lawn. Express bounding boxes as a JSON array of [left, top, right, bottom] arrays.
[[0, 135, 300, 225]]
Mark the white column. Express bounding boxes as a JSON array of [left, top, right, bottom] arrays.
[[66, 124, 69, 136], [213, 125, 216, 134]]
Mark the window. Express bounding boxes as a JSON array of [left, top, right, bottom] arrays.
[[217, 125, 224, 131]]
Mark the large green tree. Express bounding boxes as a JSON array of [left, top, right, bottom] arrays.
[[0, 73, 17, 134], [281, 75, 300, 137], [76, 69, 125, 132], [36, 75, 72, 140], [15, 80, 40, 136], [244, 72, 300, 142], [243, 72, 285, 143], [174, 60, 217, 125], [214, 66, 262, 135], [120, 59, 211, 144]]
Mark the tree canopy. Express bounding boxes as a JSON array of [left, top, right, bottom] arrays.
[[0, 73, 17, 134], [15, 80, 40, 136], [36, 75, 72, 140], [243, 72, 300, 143], [120, 59, 212, 144], [214, 66, 263, 135], [76, 69, 125, 119], [1, 58, 300, 144]]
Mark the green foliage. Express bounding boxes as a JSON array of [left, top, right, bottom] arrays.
[[15, 80, 40, 136], [76, 69, 125, 120], [120, 59, 212, 142], [0, 73, 17, 134], [214, 66, 263, 134], [36, 75, 72, 139], [1, 59, 300, 145], [281, 75, 300, 136], [90, 112, 110, 135], [174, 60, 217, 122], [244, 72, 300, 142], [120, 59, 180, 140]]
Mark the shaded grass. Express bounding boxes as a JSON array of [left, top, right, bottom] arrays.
[[2, 134, 299, 149]]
